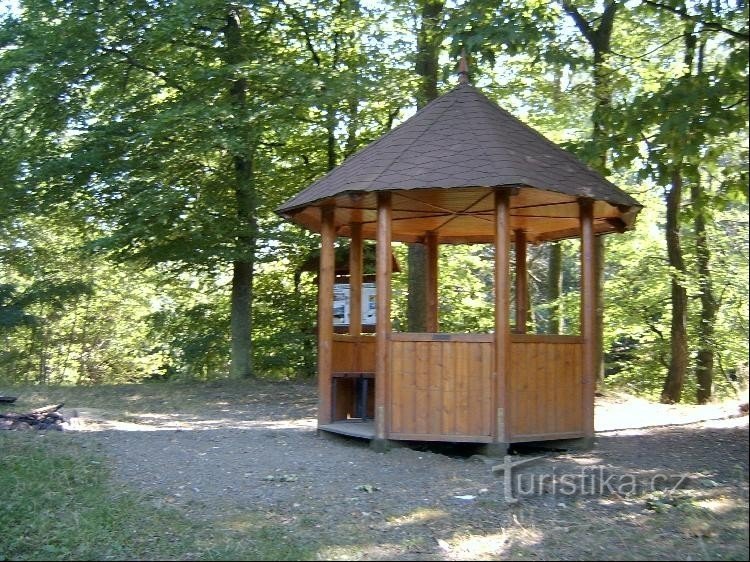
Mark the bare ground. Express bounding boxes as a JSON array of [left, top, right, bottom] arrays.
[[16, 381, 750, 560]]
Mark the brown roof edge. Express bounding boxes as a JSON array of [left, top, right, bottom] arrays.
[[277, 83, 642, 216]]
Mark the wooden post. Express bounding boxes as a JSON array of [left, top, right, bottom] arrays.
[[375, 192, 392, 440], [493, 189, 511, 447], [514, 229, 528, 334], [317, 206, 336, 426], [425, 231, 439, 333], [349, 222, 363, 336], [580, 198, 596, 440]]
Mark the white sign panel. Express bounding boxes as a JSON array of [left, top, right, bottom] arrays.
[[333, 283, 376, 326]]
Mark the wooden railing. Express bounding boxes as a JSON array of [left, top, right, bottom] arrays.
[[388, 333, 494, 442], [331, 332, 584, 443], [508, 334, 583, 441]]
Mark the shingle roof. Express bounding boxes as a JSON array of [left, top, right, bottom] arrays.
[[277, 83, 640, 215]]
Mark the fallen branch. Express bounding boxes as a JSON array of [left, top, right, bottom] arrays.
[[0, 403, 65, 431]]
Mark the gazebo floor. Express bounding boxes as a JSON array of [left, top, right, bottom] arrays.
[[319, 420, 375, 439]]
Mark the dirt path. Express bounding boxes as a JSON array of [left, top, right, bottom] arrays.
[[67, 383, 748, 560]]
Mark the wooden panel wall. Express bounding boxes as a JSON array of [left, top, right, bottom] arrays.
[[388, 334, 493, 442], [332, 334, 376, 373], [508, 336, 584, 441]]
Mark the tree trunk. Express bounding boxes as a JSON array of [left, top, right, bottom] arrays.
[[661, 28, 698, 403], [407, 0, 444, 332], [547, 71, 565, 336], [691, 41, 714, 404], [562, 0, 618, 384], [326, 103, 337, 171], [547, 242, 563, 333], [661, 167, 688, 403], [231, 256, 253, 378], [225, 8, 256, 378], [692, 180, 716, 403]]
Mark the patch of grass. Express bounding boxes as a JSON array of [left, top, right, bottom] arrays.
[[0, 432, 314, 561]]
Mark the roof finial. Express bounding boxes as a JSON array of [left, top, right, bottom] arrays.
[[458, 48, 470, 85]]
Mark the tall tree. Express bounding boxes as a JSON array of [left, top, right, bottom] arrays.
[[561, 0, 619, 383], [608, 0, 748, 401], [225, 7, 257, 378], [0, 0, 299, 379], [692, 174, 716, 403], [406, 0, 446, 332]]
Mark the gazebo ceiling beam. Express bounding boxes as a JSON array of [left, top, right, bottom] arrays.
[[332, 188, 586, 220], [356, 212, 453, 226], [393, 190, 461, 215], [422, 190, 497, 232]]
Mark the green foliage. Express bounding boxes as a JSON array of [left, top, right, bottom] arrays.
[[0, 0, 747, 400]]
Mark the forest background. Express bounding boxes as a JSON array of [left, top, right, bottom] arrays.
[[0, 0, 747, 404]]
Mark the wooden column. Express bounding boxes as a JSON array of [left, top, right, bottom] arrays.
[[317, 206, 336, 426], [425, 231, 439, 333], [580, 198, 596, 439], [493, 189, 511, 444], [349, 222, 363, 336], [375, 192, 392, 440], [514, 229, 528, 334]]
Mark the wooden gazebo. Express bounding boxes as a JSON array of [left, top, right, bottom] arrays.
[[278, 71, 641, 454]]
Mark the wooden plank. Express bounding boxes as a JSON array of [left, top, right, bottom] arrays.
[[427, 342, 443, 435], [318, 207, 336, 425], [320, 421, 375, 439], [466, 343, 477, 435], [455, 343, 470, 435], [467, 343, 483, 435], [388, 432, 493, 443], [494, 189, 512, 443], [568, 343, 580, 431], [390, 341, 403, 434], [546, 342, 557, 435], [441, 340, 456, 435], [426, 231, 439, 332], [480, 342, 493, 435], [365, 336, 377, 372], [415, 342, 430, 434], [349, 222, 363, 336], [390, 333, 493, 343], [317, 206, 336, 426], [333, 333, 376, 343], [573, 343, 584, 430], [580, 198, 596, 439], [413, 340, 422, 434], [537, 342, 547, 436], [511, 342, 524, 438], [509, 431, 584, 443], [510, 334, 583, 344], [529, 343, 547, 433], [508, 342, 517, 437], [331, 339, 355, 373], [375, 192, 392, 439], [565, 343, 580, 432]]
